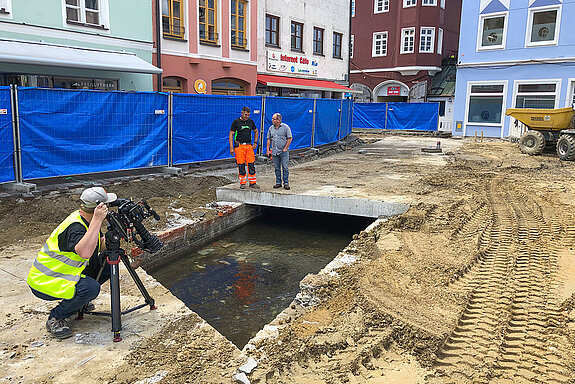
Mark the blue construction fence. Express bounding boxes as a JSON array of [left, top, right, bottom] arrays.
[[0, 87, 353, 183], [353, 102, 439, 131]]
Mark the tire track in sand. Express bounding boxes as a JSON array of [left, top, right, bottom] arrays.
[[436, 178, 572, 383]]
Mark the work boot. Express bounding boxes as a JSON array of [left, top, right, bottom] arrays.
[[273, 184, 282, 189], [46, 317, 72, 339], [284, 185, 290, 190], [249, 183, 260, 189], [240, 184, 246, 189]]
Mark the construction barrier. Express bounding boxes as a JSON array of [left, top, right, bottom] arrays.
[[17, 88, 169, 179], [262, 97, 314, 150], [172, 94, 262, 164], [0, 86, 14, 183], [0, 87, 354, 184], [353, 102, 439, 131]]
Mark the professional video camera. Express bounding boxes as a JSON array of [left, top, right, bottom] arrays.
[[106, 198, 164, 254], [83, 198, 164, 342]]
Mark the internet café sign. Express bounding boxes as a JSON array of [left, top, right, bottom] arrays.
[[266, 51, 318, 76]]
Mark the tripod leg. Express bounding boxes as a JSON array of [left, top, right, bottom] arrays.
[[110, 262, 122, 342], [121, 256, 157, 310]]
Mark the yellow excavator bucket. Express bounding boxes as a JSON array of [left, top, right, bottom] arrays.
[[505, 106, 575, 131]]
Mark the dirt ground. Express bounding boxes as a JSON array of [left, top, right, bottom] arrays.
[[2, 134, 575, 383]]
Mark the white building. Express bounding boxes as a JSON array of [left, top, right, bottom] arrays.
[[256, 0, 356, 98]]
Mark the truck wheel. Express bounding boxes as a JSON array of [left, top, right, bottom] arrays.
[[556, 135, 575, 161], [519, 130, 545, 155]]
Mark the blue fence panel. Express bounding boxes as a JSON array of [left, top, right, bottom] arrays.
[[0, 86, 14, 183], [263, 97, 313, 151], [172, 94, 262, 164], [314, 99, 341, 146], [353, 103, 387, 129], [18, 88, 169, 179], [340, 99, 353, 138], [386, 102, 439, 131]]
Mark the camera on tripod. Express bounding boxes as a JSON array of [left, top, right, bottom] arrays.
[[83, 198, 164, 342], [106, 198, 164, 254]]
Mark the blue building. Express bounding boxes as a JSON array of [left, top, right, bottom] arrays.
[[453, 0, 575, 138]]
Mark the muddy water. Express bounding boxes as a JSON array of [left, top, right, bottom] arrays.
[[152, 208, 372, 348]]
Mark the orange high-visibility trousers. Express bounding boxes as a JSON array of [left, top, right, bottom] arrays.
[[234, 144, 257, 185]]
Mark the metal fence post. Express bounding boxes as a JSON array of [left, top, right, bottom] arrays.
[[168, 92, 173, 167], [384, 102, 388, 130], [338, 98, 343, 140], [259, 95, 266, 156], [10, 84, 22, 183], [311, 98, 317, 148]]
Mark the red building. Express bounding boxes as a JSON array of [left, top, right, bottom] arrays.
[[153, 0, 257, 95], [350, 0, 461, 102]]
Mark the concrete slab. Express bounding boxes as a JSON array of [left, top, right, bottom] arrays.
[[217, 136, 463, 218]]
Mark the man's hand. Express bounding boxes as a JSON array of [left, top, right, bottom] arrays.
[[93, 203, 108, 224]]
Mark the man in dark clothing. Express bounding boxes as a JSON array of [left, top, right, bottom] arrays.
[[229, 106, 260, 189], [27, 187, 116, 339]]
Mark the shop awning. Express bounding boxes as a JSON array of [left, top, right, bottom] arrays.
[[0, 39, 162, 74], [258, 74, 361, 94]]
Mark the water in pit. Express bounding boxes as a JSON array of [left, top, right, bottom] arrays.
[[151, 208, 372, 348]]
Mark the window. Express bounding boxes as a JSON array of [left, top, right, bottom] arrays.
[[352, 0, 355, 17], [403, 0, 416, 7], [333, 32, 343, 59], [571, 81, 575, 106], [313, 27, 324, 55], [65, 0, 106, 28], [350, 35, 354, 58], [422, 0, 436, 5], [163, 77, 184, 93], [467, 83, 505, 124], [199, 0, 217, 44], [419, 27, 435, 53], [514, 82, 558, 109], [266, 15, 279, 47], [212, 79, 246, 95], [291, 21, 303, 52], [527, 6, 560, 46], [440, 0, 445, 8], [437, 28, 443, 55], [231, 0, 246, 49], [374, 0, 389, 13], [372, 31, 388, 56], [401, 27, 415, 53], [162, 0, 185, 39], [478, 13, 507, 49], [0, 0, 12, 15]]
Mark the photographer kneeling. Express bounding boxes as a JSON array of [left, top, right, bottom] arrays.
[[27, 187, 117, 339]]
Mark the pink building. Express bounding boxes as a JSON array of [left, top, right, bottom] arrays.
[[350, 0, 461, 102], [153, 0, 257, 95]]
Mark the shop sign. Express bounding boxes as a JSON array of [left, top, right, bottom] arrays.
[[387, 86, 400, 96], [194, 79, 207, 94], [267, 51, 318, 76]]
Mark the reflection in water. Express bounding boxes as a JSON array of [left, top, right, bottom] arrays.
[[152, 208, 371, 347]]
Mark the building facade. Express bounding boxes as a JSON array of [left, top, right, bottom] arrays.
[[453, 0, 575, 138], [156, 0, 257, 95], [350, 0, 461, 102], [257, 0, 356, 98], [0, 0, 159, 91]]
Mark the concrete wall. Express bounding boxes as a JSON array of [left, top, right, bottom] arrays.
[[142, 204, 263, 272]]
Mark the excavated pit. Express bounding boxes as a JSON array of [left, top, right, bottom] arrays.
[[147, 206, 373, 347]]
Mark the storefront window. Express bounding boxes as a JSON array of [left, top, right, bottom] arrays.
[[467, 83, 504, 124]]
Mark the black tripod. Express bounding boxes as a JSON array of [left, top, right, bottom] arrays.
[[78, 227, 157, 342]]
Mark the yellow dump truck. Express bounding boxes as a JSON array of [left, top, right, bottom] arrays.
[[505, 106, 575, 160]]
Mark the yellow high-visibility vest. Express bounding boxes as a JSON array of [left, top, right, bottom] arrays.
[[27, 211, 99, 299]]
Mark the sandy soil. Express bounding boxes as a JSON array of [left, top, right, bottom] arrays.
[[2, 134, 575, 384]]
